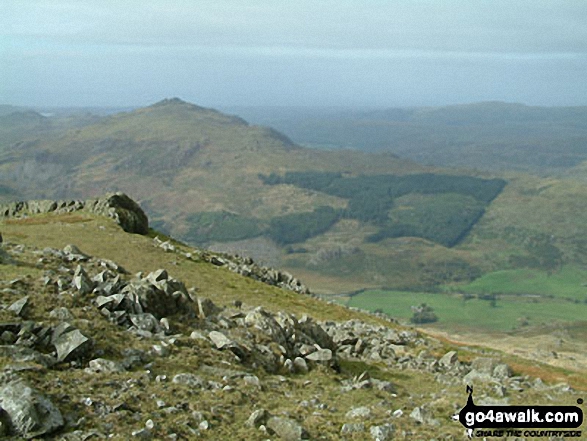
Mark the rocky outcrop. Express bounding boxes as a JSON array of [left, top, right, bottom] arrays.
[[153, 236, 311, 295], [0, 192, 149, 234]]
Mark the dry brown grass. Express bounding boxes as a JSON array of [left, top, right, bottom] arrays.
[[5, 214, 93, 225]]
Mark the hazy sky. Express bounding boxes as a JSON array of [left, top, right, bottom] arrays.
[[1, 0, 586, 107]]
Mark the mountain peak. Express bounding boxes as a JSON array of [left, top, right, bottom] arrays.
[[151, 97, 197, 108]]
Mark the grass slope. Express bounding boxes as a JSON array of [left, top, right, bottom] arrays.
[[346, 289, 587, 333]]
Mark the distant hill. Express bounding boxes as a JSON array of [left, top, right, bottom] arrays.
[[229, 102, 587, 174], [3, 98, 587, 295]]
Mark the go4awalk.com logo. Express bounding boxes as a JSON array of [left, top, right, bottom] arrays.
[[453, 386, 584, 438]]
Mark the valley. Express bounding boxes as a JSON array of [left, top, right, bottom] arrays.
[[1, 99, 587, 344]]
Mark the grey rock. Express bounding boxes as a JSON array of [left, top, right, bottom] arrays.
[[493, 363, 512, 379], [63, 244, 89, 261], [197, 297, 221, 318], [243, 375, 261, 388], [346, 406, 371, 419], [0, 379, 64, 439], [283, 358, 294, 373], [150, 344, 169, 357], [470, 357, 500, 375], [463, 369, 494, 384], [371, 379, 395, 392], [267, 416, 309, 440], [245, 409, 268, 428], [189, 330, 208, 341], [341, 423, 365, 435], [49, 307, 74, 321], [409, 406, 439, 426], [51, 322, 76, 343], [439, 350, 459, 368], [72, 265, 94, 294], [370, 423, 394, 441], [297, 315, 335, 350], [208, 331, 234, 350], [0, 248, 14, 265], [172, 373, 207, 388], [53, 328, 93, 362], [85, 358, 126, 374], [293, 357, 309, 373], [0, 345, 55, 368], [7, 296, 29, 317], [129, 313, 161, 333], [147, 269, 168, 283], [131, 428, 153, 439], [87, 192, 149, 234], [305, 348, 333, 362]]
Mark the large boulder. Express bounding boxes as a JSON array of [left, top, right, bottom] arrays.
[[0, 379, 64, 439], [86, 192, 149, 234], [52, 324, 93, 363]]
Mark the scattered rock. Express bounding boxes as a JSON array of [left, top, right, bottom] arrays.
[[7, 296, 29, 317], [409, 406, 439, 426], [72, 265, 94, 294], [266, 416, 309, 440], [53, 326, 93, 363], [0, 379, 64, 438], [370, 423, 394, 441], [172, 373, 207, 388], [246, 409, 268, 428], [341, 423, 365, 435], [293, 357, 308, 373], [439, 350, 459, 368], [305, 348, 333, 362], [85, 358, 126, 374], [49, 307, 74, 321], [346, 406, 371, 419]]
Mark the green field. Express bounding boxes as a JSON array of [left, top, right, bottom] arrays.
[[345, 289, 587, 332], [449, 265, 587, 301]]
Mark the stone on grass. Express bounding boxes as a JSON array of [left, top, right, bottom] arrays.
[[85, 358, 126, 374], [7, 297, 29, 317], [370, 423, 394, 441], [0, 379, 64, 439], [346, 406, 371, 419], [49, 307, 74, 321], [305, 348, 332, 362], [341, 423, 365, 435], [293, 357, 308, 373], [267, 416, 309, 440], [172, 373, 207, 388], [53, 328, 93, 362], [245, 409, 268, 428]]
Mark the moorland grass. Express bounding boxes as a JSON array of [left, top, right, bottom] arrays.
[[347, 289, 587, 333], [450, 265, 587, 300]]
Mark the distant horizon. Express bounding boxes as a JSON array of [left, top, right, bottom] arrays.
[[3, 98, 587, 112]]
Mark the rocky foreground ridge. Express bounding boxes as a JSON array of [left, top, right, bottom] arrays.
[[0, 195, 580, 439], [0, 192, 149, 235], [0, 244, 578, 440], [0, 193, 310, 295]]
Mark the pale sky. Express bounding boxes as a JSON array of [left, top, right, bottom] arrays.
[[1, 0, 586, 107]]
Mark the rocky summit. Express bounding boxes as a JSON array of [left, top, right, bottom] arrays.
[[0, 195, 581, 439], [0, 192, 149, 235]]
